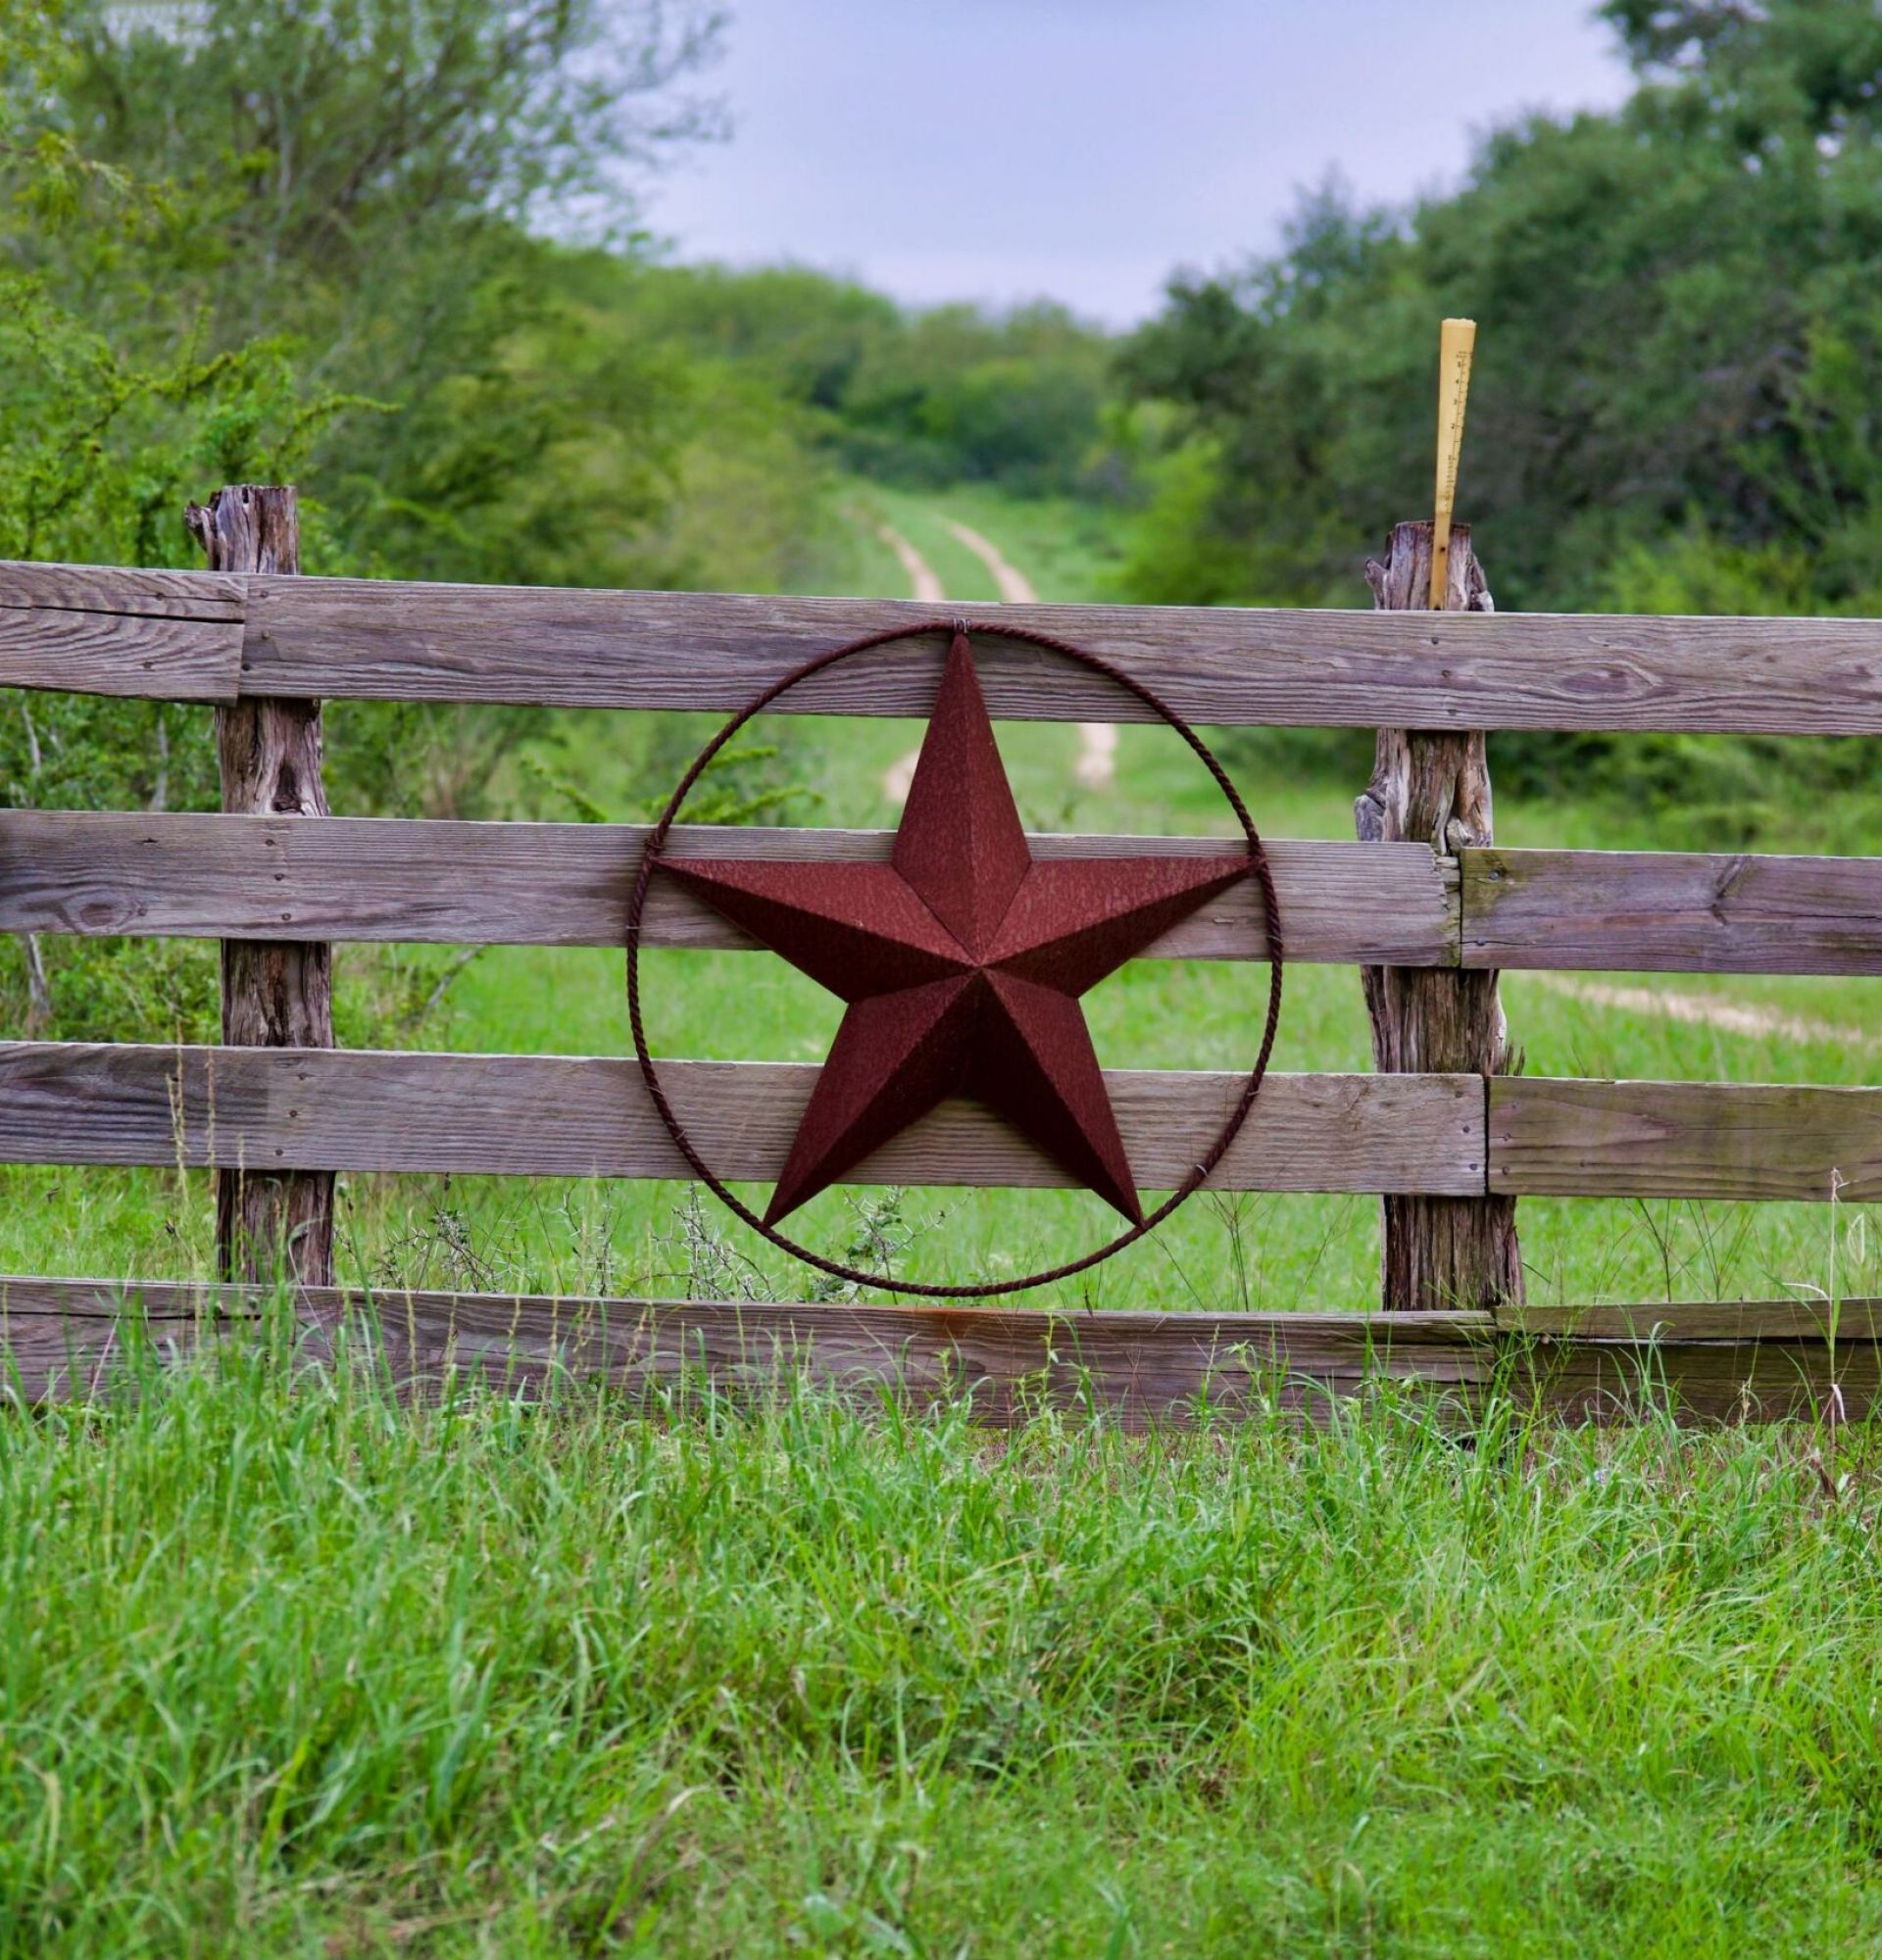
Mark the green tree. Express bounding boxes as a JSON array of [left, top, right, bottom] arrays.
[[0, 1, 341, 1033], [1122, 0, 1882, 617], [46, 0, 725, 586], [0, 1, 737, 1037]]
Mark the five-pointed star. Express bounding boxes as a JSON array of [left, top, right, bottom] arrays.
[[661, 632, 1250, 1227]]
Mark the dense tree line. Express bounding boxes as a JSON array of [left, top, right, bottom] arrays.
[[1114, 0, 1882, 808], [3, 1, 1116, 597], [1120, 0, 1882, 624]]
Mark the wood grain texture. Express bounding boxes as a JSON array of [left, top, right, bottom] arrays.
[[11, 1274, 1882, 1426], [1490, 1077, 1882, 1200], [0, 1044, 1488, 1194], [1357, 521, 1521, 1315], [1507, 1299, 1882, 1340], [11, 556, 1882, 733], [1462, 847, 1882, 974], [0, 560, 243, 618], [0, 1275, 1492, 1422], [1507, 1296, 1882, 1421], [57, 815, 1882, 979], [0, 561, 242, 701], [0, 810, 1456, 966], [235, 574, 1882, 730]]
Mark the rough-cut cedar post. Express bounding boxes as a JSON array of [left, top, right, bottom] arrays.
[[184, 485, 335, 1287], [1356, 519, 1522, 1313]]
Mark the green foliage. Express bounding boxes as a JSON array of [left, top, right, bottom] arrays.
[[0, 1, 718, 1041], [1120, 0, 1882, 810], [628, 265, 1123, 497], [69, 0, 725, 259], [50, 0, 722, 591], [0, 1, 139, 225], [1112, 439, 1250, 607], [1123, 0, 1882, 615], [0, 4, 333, 572], [612, 262, 903, 410], [838, 300, 1117, 494]]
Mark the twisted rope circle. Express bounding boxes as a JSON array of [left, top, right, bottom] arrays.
[[624, 617, 1285, 1299]]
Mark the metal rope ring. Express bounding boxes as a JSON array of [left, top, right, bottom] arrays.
[[624, 617, 1285, 1299]]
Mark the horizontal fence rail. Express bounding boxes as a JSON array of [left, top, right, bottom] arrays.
[[6, 1042, 1882, 1202], [0, 1278, 1495, 1424], [13, 812, 1882, 979], [15, 560, 1882, 731], [5, 1278, 1878, 1426], [1488, 1078, 1882, 1201], [1502, 1299, 1882, 1423], [1508, 1300, 1882, 1338], [0, 1045, 1488, 1194], [0, 562, 242, 701], [0, 813, 1451, 965], [1461, 848, 1882, 974]]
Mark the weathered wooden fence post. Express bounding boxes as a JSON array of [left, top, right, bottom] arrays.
[[185, 484, 335, 1286], [1356, 519, 1522, 1313]]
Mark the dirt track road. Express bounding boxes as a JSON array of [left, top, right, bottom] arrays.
[[868, 519, 1846, 1054], [873, 521, 944, 605], [875, 511, 1115, 800], [1529, 972, 1879, 1053]]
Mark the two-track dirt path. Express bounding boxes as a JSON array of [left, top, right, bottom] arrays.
[[873, 521, 944, 605], [942, 518, 1116, 790], [872, 509, 1114, 803], [1526, 972, 1880, 1053], [869, 507, 1857, 1054], [863, 513, 1851, 1065]]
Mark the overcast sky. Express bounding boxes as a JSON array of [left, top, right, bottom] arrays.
[[643, 0, 1634, 325]]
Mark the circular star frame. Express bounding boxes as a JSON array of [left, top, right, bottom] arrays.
[[625, 618, 1285, 1298]]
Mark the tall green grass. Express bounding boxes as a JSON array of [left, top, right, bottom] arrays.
[[5, 1331, 1882, 1955]]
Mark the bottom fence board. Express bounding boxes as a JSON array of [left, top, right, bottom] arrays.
[[1504, 1298, 1882, 1422], [1506, 1299, 1882, 1341], [0, 1277, 1488, 1424], [1511, 1340, 1882, 1422], [8, 1279, 1882, 1424]]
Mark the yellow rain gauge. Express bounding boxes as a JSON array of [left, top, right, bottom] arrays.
[[1430, 317, 1477, 610]]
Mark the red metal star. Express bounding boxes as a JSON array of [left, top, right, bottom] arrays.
[[662, 631, 1250, 1227]]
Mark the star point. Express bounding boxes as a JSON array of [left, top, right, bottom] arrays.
[[890, 633, 1030, 949]]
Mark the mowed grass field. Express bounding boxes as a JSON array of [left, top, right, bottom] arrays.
[[9, 490, 1882, 1954]]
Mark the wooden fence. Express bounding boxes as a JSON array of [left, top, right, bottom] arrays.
[[6, 495, 1882, 1424]]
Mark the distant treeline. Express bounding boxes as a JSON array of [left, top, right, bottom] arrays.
[[1121, 0, 1882, 626], [619, 265, 1119, 498], [1114, 0, 1882, 815]]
